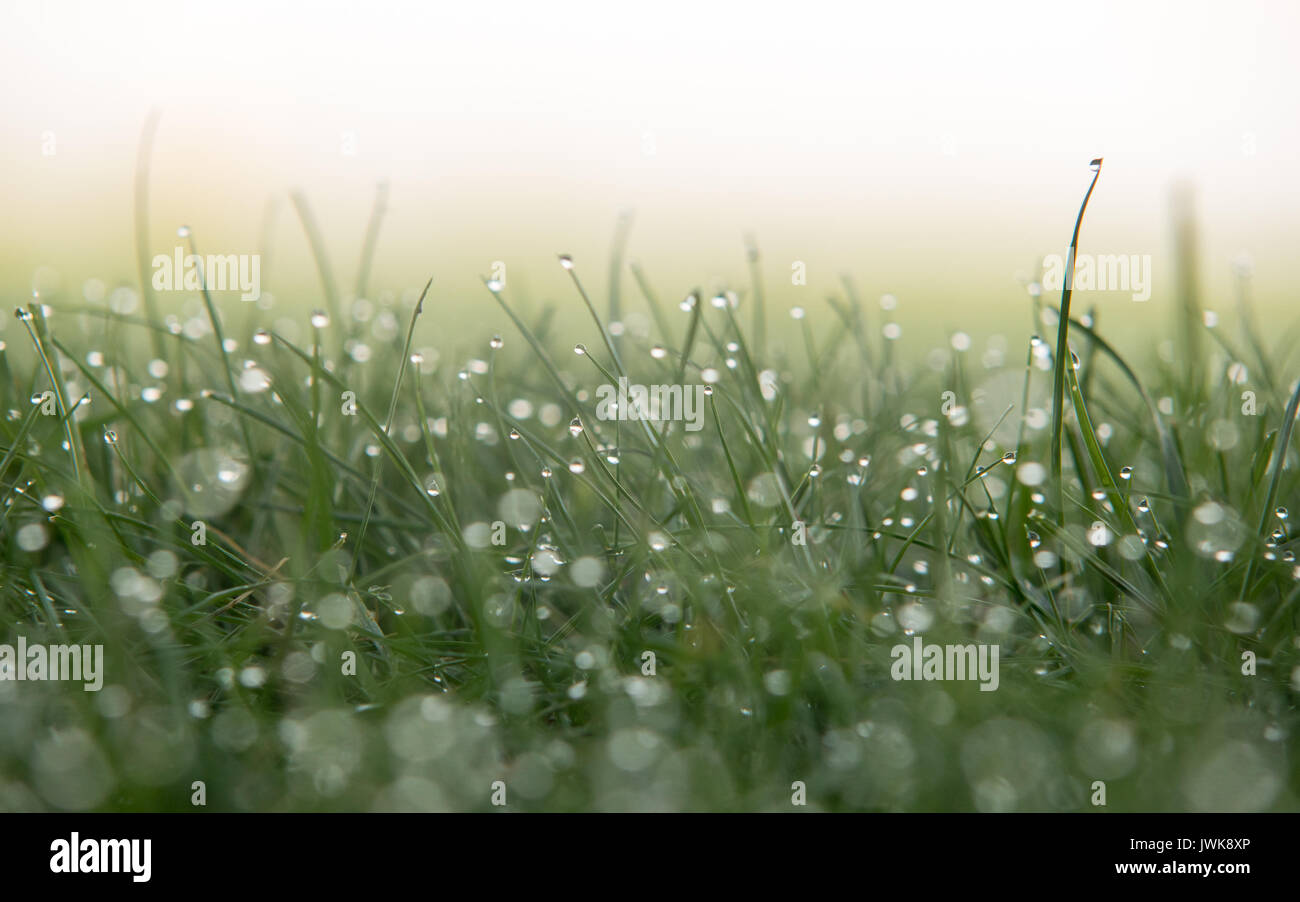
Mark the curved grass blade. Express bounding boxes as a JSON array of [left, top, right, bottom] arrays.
[[1050, 158, 1103, 524]]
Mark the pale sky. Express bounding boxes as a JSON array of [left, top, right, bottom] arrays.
[[1, 0, 1295, 338]]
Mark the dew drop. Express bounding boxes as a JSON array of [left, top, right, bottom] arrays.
[[310, 310, 330, 328]]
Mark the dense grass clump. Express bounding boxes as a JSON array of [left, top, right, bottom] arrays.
[[1, 191, 1298, 811]]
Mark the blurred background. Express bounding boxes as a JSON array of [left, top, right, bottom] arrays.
[[1, 0, 1296, 349]]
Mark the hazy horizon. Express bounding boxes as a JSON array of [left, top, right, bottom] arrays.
[[2, 0, 1296, 351]]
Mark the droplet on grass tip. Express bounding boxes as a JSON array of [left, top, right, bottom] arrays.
[[310, 310, 330, 328], [558, 255, 574, 270]]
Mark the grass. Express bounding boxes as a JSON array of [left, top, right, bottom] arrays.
[[0, 167, 1298, 812]]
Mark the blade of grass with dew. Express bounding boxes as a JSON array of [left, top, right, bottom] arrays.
[[1050, 158, 1103, 524], [1240, 375, 1300, 601]]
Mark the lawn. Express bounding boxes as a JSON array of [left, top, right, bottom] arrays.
[[1, 163, 1296, 812]]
